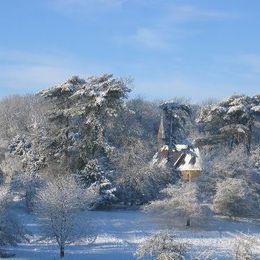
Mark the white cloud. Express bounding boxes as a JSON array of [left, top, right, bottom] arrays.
[[117, 4, 237, 50], [120, 28, 169, 50], [214, 53, 260, 81], [166, 5, 237, 23]]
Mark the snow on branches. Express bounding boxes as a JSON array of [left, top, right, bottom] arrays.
[[36, 174, 97, 258], [145, 182, 202, 227], [196, 95, 260, 151]]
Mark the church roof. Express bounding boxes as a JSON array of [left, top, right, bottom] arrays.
[[177, 148, 202, 171]]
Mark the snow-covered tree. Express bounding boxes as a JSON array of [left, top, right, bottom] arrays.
[[0, 94, 49, 212], [158, 101, 192, 149], [6, 135, 44, 212], [145, 183, 202, 227], [135, 232, 188, 260], [36, 174, 97, 258], [213, 178, 258, 217], [37, 74, 131, 201], [196, 95, 260, 152], [39, 74, 130, 164], [105, 97, 160, 151]]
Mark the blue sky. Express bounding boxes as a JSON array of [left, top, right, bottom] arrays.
[[0, 0, 260, 102]]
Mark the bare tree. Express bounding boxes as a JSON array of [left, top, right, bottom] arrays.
[[36, 174, 97, 258]]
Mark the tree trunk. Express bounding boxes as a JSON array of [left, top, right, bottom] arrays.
[[186, 217, 191, 227], [60, 245, 65, 258]]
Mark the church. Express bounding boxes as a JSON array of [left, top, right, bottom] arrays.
[[152, 101, 202, 181]]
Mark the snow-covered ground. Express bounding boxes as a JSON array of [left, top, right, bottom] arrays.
[[3, 204, 260, 259]]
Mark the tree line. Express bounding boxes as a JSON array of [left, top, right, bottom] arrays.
[[0, 74, 259, 257]]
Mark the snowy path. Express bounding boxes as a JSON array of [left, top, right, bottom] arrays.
[[3, 207, 260, 259]]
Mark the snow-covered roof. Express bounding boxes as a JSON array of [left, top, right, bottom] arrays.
[[174, 144, 188, 151], [153, 144, 202, 172], [159, 144, 189, 152], [177, 148, 202, 172]]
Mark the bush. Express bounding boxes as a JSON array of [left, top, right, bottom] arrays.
[[213, 178, 258, 217], [231, 233, 259, 260], [135, 232, 188, 260]]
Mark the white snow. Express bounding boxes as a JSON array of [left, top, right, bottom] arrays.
[[227, 104, 246, 114], [211, 105, 227, 114], [95, 95, 105, 106], [251, 105, 260, 113], [174, 144, 188, 151], [2, 201, 260, 259], [237, 127, 246, 134]]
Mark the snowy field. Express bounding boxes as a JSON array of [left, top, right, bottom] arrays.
[[3, 205, 260, 260]]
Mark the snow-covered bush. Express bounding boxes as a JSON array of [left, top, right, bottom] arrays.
[[36, 174, 97, 258], [145, 183, 202, 227], [231, 233, 259, 260], [213, 178, 257, 217], [135, 232, 188, 260]]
